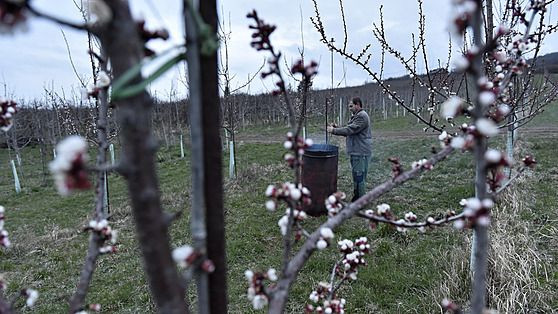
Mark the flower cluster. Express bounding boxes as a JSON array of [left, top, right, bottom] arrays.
[[454, 197, 494, 229], [441, 96, 464, 119], [291, 59, 319, 90], [75, 303, 102, 313], [316, 227, 334, 250], [82, 70, 111, 100], [324, 192, 346, 216], [172, 244, 215, 273], [266, 182, 311, 212], [364, 203, 392, 229], [448, 0, 478, 40], [284, 131, 314, 157], [0, 0, 29, 34], [306, 282, 346, 313], [245, 269, 277, 310], [336, 237, 370, 281], [88, 219, 117, 254], [0, 205, 10, 247], [136, 19, 170, 56], [484, 149, 514, 190], [522, 155, 537, 168], [442, 298, 462, 313], [86, 0, 112, 26], [277, 207, 308, 235], [172, 245, 194, 268], [49, 136, 91, 196], [388, 157, 403, 179], [411, 158, 432, 170], [247, 10, 286, 95], [247, 10, 276, 52], [0, 97, 18, 132]]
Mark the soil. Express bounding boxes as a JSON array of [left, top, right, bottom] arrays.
[[234, 126, 558, 144]]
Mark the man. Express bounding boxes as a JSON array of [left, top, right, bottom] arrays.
[[327, 97, 372, 202]]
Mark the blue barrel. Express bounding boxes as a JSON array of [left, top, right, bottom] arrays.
[[301, 144, 338, 216]]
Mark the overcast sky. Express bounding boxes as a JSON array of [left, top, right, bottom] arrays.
[[1, 0, 557, 102]]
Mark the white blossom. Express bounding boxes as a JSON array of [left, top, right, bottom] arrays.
[[309, 291, 320, 303], [442, 96, 463, 118], [253, 294, 268, 310], [438, 131, 449, 141], [278, 215, 289, 235], [245, 270, 254, 281], [479, 91, 496, 106], [320, 227, 334, 239], [25, 289, 39, 307], [485, 149, 502, 163], [454, 220, 466, 229], [450, 136, 466, 150], [305, 138, 314, 147], [465, 197, 482, 211], [376, 203, 390, 215], [265, 200, 276, 211], [265, 185, 276, 197], [476, 118, 499, 137], [316, 239, 328, 250], [289, 187, 301, 201], [172, 245, 194, 268], [477, 215, 491, 226], [452, 56, 470, 71], [87, 0, 113, 25], [283, 141, 293, 150], [482, 198, 494, 209], [498, 104, 511, 116], [95, 71, 111, 88], [267, 268, 277, 281]]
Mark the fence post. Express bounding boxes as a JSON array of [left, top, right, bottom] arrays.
[[110, 143, 115, 165], [180, 135, 185, 158], [11, 160, 21, 193], [229, 141, 234, 179]]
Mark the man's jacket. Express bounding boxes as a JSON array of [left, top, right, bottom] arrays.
[[331, 109, 372, 156]]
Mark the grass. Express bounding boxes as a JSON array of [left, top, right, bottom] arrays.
[[0, 104, 557, 313]]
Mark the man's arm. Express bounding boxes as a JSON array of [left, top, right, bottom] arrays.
[[330, 113, 367, 136]]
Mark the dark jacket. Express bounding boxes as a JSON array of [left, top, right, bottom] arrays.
[[332, 109, 372, 156]]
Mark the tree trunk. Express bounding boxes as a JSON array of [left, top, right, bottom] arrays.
[[199, 1, 228, 312], [98, 1, 188, 312]]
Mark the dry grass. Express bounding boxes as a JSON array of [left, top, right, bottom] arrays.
[[486, 184, 555, 312], [432, 138, 558, 313]]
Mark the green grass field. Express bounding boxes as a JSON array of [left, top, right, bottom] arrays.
[[0, 101, 556, 312]]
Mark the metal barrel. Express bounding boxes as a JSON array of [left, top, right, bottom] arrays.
[[301, 144, 338, 216]]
